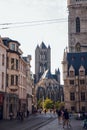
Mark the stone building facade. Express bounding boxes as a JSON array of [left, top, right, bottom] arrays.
[[0, 37, 7, 120], [62, 0, 87, 112], [23, 55, 33, 114], [2, 37, 20, 119], [0, 37, 33, 119]]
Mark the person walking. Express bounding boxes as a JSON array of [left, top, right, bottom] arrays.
[[56, 109, 62, 124], [63, 109, 70, 128]]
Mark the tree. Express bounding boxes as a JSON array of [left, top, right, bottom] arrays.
[[55, 101, 60, 109], [44, 98, 54, 109], [37, 99, 43, 108]]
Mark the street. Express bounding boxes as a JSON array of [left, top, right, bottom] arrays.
[[0, 112, 56, 130], [0, 112, 84, 130]]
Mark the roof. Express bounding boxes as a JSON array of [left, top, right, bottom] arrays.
[[40, 41, 47, 49], [67, 52, 87, 75], [41, 69, 53, 80], [2, 37, 20, 47]]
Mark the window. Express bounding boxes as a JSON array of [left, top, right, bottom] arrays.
[[76, 17, 80, 33], [80, 79, 85, 85], [10, 44, 15, 51], [79, 70, 85, 76], [7, 57, 9, 68], [2, 54, 4, 66], [70, 92, 75, 101], [76, 43, 81, 52], [70, 80, 74, 85], [16, 75, 18, 85], [16, 59, 18, 70], [11, 58, 14, 69], [71, 106, 75, 111], [11, 75, 14, 85], [82, 106, 85, 112], [16, 45, 18, 51], [69, 71, 74, 77], [2, 72, 4, 88], [81, 92, 85, 101], [6, 74, 8, 87]]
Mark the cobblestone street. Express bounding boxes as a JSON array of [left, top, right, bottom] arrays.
[[38, 117, 83, 130], [0, 113, 85, 130]]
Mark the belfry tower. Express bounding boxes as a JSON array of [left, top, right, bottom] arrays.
[[68, 0, 87, 53]]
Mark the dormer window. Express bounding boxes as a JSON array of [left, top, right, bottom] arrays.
[[79, 65, 85, 76], [69, 71, 74, 77], [10, 43, 15, 51], [79, 70, 85, 76], [69, 65, 75, 77]]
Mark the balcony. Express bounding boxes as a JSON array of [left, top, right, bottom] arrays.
[[9, 85, 18, 92]]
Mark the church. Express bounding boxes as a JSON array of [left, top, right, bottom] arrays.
[[34, 42, 64, 103]]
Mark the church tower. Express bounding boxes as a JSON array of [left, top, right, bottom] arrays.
[[35, 42, 51, 82], [68, 0, 87, 52]]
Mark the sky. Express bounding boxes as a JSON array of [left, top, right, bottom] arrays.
[[0, 0, 68, 84]]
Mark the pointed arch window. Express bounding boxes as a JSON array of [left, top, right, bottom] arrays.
[[75, 43, 81, 52], [76, 17, 80, 33]]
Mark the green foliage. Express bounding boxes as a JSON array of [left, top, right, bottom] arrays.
[[55, 101, 65, 110], [55, 101, 60, 109], [37, 99, 43, 108], [37, 98, 65, 110], [44, 98, 54, 109]]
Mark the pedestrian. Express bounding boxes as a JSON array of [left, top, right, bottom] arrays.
[[19, 111, 24, 121], [44, 109, 47, 114], [27, 109, 29, 117], [16, 110, 20, 120], [56, 109, 62, 124], [63, 109, 70, 128], [83, 115, 87, 129], [9, 112, 14, 120]]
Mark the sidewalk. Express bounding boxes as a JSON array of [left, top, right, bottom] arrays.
[[38, 118, 83, 130]]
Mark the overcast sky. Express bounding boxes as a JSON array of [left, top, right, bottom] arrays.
[[0, 0, 68, 84]]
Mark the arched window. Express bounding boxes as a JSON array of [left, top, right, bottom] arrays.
[[76, 17, 80, 33], [75, 42, 81, 52]]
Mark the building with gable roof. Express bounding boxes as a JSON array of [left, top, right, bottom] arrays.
[[35, 42, 64, 108]]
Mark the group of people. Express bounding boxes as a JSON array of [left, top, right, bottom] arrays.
[[56, 108, 71, 128], [16, 109, 29, 121], [9, 109, 30, 121]]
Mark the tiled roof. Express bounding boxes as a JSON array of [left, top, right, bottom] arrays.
[[67, 52, 87, 75], [2, 37, 20, 47]]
